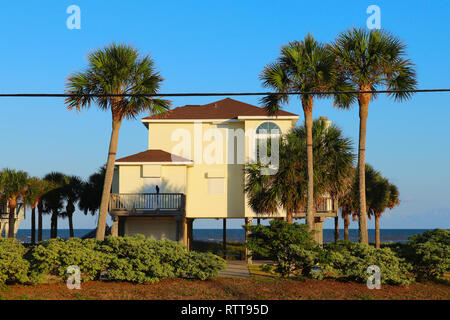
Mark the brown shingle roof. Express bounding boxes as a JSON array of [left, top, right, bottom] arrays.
[[142, 98, 298, 120], [115, 149, 192, 163]]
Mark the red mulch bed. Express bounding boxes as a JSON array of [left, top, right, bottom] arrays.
[[1, 278, 449, 300]]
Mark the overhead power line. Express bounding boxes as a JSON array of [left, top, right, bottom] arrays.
[[0, 88, 449, 98]]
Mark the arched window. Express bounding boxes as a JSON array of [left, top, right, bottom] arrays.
[[254, 122, 281, 162], [256, 122, 281, 135]]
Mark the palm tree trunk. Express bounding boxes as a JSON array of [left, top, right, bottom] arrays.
[[38, 201, 43, 242], [66, 202, 75, 238], [333, 197, 339, 243], [375, 214, 380, 249], [302, 96, 315, 232], [96, 118, 122, 240], [344, 213, 350, 241], [31, 206, 36, 244], [357, 90, 370, 244], [8, 199, 17, 238], [286, 210, 294, 224], [51, 210, 58, 238], [68, 213, 74, 238]]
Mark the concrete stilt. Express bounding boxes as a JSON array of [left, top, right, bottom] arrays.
[[314, 217, 325, 245], [222, 218, 227, 255], [111, 216, 119, 237], [245, 218, 253, 265], [187, 218, 194, 251]]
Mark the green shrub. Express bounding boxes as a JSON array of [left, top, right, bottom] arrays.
[[27, 235, 226, 284], [98, 235, 189, 283], [29, 238, 111, 282], [316, 241, 414, 285], [0, 239, 30, 284], [245, 220, 319, 277], [99, 235, 226, 283], [398, 229, 450, 280]]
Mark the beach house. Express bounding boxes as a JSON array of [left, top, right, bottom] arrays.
[[109, 98, 336, 246], [0, 200, 26, 237]]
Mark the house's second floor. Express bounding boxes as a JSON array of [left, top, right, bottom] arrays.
[[141, 98, 299, 165]]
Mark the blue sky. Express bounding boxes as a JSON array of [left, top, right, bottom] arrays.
[[1, 0, 449, 230]]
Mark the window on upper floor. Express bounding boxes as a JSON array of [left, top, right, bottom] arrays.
[[256, 122, 281, 135], [255, 122, 281, 161]]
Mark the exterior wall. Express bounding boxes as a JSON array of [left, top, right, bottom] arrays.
[[243, 119, 297, 218], [0, 202, 26, 237], [117, 165, 187, 194], [124, 217, 177, 241]]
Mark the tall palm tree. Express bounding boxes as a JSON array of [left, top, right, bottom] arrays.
[[260, 34, 352, 232], [0, 168, 28, 238], [42, 172, 68, 239], [330, 28, 417, 243], [66, 43, 170, 240], [61, 175, 83, 238]]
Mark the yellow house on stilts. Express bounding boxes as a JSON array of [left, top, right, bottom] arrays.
[[110, 98, 336, 252]]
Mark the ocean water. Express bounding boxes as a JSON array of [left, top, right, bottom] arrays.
[[11, 228, 435, 244]]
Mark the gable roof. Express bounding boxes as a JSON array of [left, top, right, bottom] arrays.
[[142, 98, 298, 121], [115, 149, 192, 164]]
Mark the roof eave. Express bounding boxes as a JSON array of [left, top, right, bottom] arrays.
[[115, 161, 194, 166]]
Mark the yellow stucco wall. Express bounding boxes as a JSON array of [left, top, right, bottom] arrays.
[[117, 165, 187, 194]]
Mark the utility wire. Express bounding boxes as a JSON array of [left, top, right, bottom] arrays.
[[0, 89, 449, 98]]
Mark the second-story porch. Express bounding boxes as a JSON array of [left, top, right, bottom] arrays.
[[109, 193, 186, 217]]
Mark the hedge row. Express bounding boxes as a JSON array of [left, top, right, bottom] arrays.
[[246, 220, 449, 285], [0, 235, 226, 285]]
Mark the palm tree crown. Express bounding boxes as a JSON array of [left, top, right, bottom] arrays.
[[66, 43, 170, 119], [330, 28, 417, 99]]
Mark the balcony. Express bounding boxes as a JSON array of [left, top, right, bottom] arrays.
[[0, 202, 23, 219], [293, 197, 337, 218], [109, 193, 185, 216]]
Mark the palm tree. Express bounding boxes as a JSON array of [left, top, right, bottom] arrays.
[[260, 34, 352, 232], [316, 121, 355, 242], [340, 182, 357, 241], [330, 28, 417, 243], [24, 177, 41, 244], [0, 168, 28, 238], [42, 172, 68, 239], [365, 164, 400, 248], [66, 43, 170, 240], [61, 176, 83, 238], [32, 179, 55, 243], [78, 167, 105, 216]]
